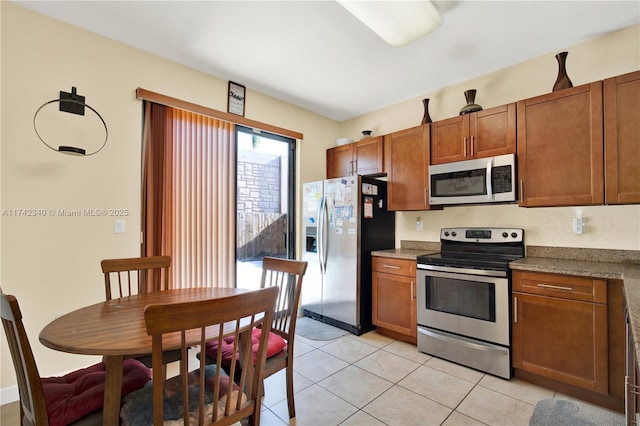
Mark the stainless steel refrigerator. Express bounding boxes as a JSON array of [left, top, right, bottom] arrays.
[[301, 175, 395, 335]]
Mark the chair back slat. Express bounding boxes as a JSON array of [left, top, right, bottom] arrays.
[[101, 255, 171, 300], [144, 286, 278, 426], [260, 257, 308, 340]]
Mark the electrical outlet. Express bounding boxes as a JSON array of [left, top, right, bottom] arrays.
[[572, 217, 585, 234]]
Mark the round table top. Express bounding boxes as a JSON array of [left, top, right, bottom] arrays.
[[39, 287, 247, 356]]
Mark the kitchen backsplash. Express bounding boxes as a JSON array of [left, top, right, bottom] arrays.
[[399, 240, 441, 252]]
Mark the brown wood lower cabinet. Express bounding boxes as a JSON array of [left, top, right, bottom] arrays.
[[512, 271, 625, 412], [372, 256, 416, 344]]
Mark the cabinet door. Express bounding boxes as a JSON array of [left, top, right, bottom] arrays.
[[385, 125, 431, 211], [512, 292, 608, 393], [372, 270, 416, 337], [354, 136, 384, 175], [326, 144, 353, 178], [517, 82, 604, 207], [608, 280, 626, 402], [471, 103, 516, 158], [430, 114, 469, 164], [604, 70, 640, 204]]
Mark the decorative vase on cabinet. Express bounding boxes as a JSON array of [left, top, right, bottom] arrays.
[[421, 98, 433, 124], [459, 89, 483, 115], [552, 51, 573, 92]]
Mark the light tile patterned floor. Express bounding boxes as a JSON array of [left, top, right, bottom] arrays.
[[0, 321, 622, 426], [259, 323, 583, 426]]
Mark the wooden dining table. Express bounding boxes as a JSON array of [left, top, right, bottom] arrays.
[[39, 287, 249, 426]]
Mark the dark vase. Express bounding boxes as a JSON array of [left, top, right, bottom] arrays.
[[553, 51, 573, 92], [421, 98, 432, 124], [459, 89, 483, 115]]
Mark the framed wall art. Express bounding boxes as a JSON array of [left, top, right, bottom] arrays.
[[227, 81, 245, 116]]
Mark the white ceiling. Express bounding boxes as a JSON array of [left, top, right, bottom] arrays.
[[13, 1, 640, 122]]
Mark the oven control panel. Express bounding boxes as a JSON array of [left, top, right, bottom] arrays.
[[440, 227, 523, 243]]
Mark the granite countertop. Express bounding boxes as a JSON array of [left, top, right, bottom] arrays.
[[509, 257, 626, 280], [509, 246, 640, 370]]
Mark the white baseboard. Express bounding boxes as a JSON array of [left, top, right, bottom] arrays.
[[1, 385, 19, 405]]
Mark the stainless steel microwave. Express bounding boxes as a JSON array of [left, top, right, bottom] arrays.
[[428, 154, 516, 206]]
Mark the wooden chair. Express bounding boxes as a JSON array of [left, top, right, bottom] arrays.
[[120, 286, 279, 426], [203, 257, 308, 419], [0, 289, 151, 426], [101, 255, 171, 300], [101, 255, 179, 370], [259, 257, 308, 419]]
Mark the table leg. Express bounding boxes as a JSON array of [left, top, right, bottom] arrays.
[[103, 355, 124, 426]]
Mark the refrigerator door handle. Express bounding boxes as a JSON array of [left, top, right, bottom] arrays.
[[318, 196, 328, 274]]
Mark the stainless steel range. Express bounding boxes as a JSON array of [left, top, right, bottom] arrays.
[[416, 227, 524, 379]]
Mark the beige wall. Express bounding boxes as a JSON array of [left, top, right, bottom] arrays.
[[0, 2, 338, 396], [339, 24, 640, 250], [1, 2, 639, 399]]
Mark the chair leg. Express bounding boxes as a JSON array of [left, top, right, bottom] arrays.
[[286, 364, 295, 418]]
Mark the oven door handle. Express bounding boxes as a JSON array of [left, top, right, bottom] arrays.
[[417, 264, 507, 278]]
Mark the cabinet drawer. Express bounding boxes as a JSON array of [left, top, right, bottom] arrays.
[[513, 271, 607, 304], [372, 257, 415, 276]]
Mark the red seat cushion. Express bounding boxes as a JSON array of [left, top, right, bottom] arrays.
[[41, 359, 151, 426], [204, 328, 286, 366]]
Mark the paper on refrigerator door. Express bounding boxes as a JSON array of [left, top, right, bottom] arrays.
[[364, 196, 374, 219]]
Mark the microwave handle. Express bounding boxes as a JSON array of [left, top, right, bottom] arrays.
[[486, 158, 493, 198]]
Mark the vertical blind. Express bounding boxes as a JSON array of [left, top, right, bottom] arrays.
[[143, 103, 236, 288]]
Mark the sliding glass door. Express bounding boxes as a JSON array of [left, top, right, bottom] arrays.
[[235, 126, 296, 290]]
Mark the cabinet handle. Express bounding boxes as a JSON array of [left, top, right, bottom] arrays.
[[411, 280, 415, 300], [513, 296, 518, 323], [471, 136, 475, 156], [463, 137, 467, 157], [383, 264, 401, 269], [537, 283, 573, 291], [354, 159, 358, 174], [519, 180, 524, 203]]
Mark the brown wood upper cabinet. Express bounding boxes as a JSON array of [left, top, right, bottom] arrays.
[[384, 125, 434, 211], [517, 82, 604, 207], [604, 70, 640, 205], [430, 103, 516, 165], [326, 136, 383, 178]]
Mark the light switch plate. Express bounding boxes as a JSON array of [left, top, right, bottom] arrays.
[[114, 219, 125, 234]]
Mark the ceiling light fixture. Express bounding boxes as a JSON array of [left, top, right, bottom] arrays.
[[337, 0, 442, 47]]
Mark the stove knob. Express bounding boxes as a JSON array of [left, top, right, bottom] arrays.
[[502, 232, 508, 238], [444, 231, 450, 237], [451, 231, 457, 237], [511, 232, 518, 238]]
